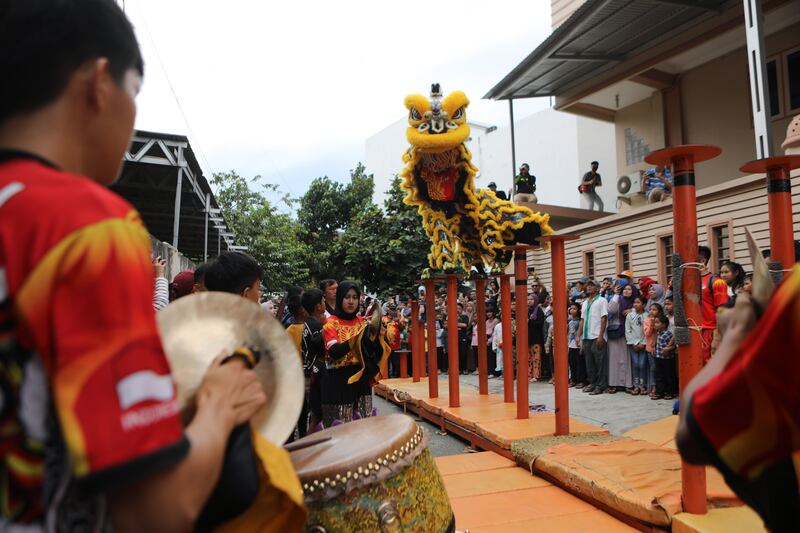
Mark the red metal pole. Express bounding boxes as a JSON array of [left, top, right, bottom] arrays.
[[740, 156, 800, 278], [513, 249, 529, 419], [647, 145, 719, 515], [446, 275, 460, 407], [399, 349, 408, 379], [475, 278, 488, 394], [418, 319, 427, 378], [499, 275, 514, 403], [544, 236, 578, 435], [425, 279, 438, 397], [411, 300, 420, 382]]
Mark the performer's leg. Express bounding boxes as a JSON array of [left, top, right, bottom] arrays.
[[321, 403, 353, 428], [355, 393, 373, 419]]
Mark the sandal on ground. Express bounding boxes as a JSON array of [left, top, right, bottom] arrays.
[[607, 388, 616, 394], [650, 393, 661, 400]]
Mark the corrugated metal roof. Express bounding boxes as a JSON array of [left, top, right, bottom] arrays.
[[485, 0, 734, 100]]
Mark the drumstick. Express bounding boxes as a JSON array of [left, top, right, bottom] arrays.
[[284, 436, 332, 452]]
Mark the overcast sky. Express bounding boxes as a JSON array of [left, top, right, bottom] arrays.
[[125, 0, 553, 209]]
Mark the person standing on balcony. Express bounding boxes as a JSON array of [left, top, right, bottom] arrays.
[[487, 181, 508, 200], [580, 161, 604, 211], [514, 163, 537, 203]]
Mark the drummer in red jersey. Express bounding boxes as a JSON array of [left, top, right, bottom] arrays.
[[0, 1, 265, 530]]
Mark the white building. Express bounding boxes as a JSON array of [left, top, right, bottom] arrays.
[[365, 107, 618, 212]]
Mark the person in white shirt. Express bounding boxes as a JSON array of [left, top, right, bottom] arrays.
[[579, 278, 608, 395], [491, 320, 504, 377]]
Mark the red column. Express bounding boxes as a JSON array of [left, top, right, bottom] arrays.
[[399, 349, 408, 378], [646, 145, 720, 515], [541, 235, 579, 435], [425, 279, 438, 397], [446, 275, 460, 407], [475, 278, 488, 394], [513, 249, 530, 419], [418, 320, 427, 378], [411, 300, 420, 382], [740, 156, 800, 278], [499, 275, 514, 403]]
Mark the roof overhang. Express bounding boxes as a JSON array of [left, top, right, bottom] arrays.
[[485, 0, 739, 102]]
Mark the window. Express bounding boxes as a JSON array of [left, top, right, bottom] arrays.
[[766, 47, 800, 119], [616, 242, 631, 273], [711, 224, 732, 272], [657, 234, 674, 285], [786, 47, 800, 113], [766, 58, 782, 118], [583, 250, 595, 278]]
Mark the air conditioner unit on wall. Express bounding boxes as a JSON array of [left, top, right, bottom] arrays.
[[616, 172, 644, 209]]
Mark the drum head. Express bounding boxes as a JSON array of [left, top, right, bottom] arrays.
[[291, 414, 420, 488], [158, 291, 304, 444]]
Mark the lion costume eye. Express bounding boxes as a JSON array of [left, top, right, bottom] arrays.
[[452, 107, 464, 120], [410, 108, 422, 121]]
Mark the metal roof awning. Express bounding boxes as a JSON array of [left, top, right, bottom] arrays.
[[484, 0, 734, 101]]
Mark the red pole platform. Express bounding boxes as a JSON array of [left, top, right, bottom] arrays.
[[424, 279, 439, 397], [411, 299, 420, 382], [418, 317, 427, 378], [540, 235, 580, 436], [505, 245, 536, 419], [497, 274, 514, 403], [475, 277, 488, 394], [398, 349, 409, 378], [646, 144, 720, 515], [740, 156, 800, 278], [446, 274, 461, 407]]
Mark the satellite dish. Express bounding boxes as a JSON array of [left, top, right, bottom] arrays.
[[617, 175, 632, 194]]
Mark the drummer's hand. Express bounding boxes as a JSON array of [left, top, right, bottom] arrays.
[[196, 354, 266, 431]]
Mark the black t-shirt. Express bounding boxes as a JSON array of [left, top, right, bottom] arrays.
[[457, 314, 470, 342], [494, 189, 508, 200], [515, 173, 536, 194], [581, 171, 602, 190]]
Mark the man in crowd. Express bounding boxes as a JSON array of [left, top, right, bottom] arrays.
[[487, 181, 508, 200], [580, 161, 604, 211], [641, 166, 673, 203], [0, 1, 267, 530], [513, 163, 537, 203], [319, 279, 338, 316], [579, 278, 608, 395]]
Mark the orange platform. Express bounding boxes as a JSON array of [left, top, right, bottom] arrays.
[[436, 452, 636, 532], [376, 378, 608, 456], [622, 415, 677, 449]]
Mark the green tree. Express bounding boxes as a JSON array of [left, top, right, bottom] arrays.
[[211, 170, 310, 292], [342, 175, 430, 297], [296, 163, 375, 283]]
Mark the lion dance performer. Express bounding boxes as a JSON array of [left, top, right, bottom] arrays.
[[401, 84, 554, 274], [321, 281, 390, 427]]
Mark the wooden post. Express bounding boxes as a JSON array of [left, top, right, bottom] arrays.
[[446, 275, 460, 407], [499, 274, 514, 403], [411, 300, 420, 383], [740, 156, 800, 278], [646, 144, 720, 515], [475, 277, 488, 395], [424, 279, 438, 397], [540, 235, 580, 436]]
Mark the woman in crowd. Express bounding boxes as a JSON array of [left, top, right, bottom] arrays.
[[720, 261, 745, 300], [528, 294, 545, 382], [646, 283, 666, 312], [625, 295, 648, 395], [606, 285, 633, 393]]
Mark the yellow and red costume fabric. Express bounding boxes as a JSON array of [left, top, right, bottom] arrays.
[[0, 153, 187, 527], [687, 265, 800, 531]]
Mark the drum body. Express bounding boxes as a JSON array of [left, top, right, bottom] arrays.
[[290, 414, 453, 532]]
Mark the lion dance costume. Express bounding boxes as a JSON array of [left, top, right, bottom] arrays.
[[401, 84, 553, 273]]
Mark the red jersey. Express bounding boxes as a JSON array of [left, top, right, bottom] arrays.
[[0, 153, 187, 527], [700, 272, 729, 329]]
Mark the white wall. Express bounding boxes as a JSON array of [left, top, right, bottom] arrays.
[[365, 107, 617, 211]]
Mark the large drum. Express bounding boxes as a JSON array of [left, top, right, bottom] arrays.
[[290, 414, 454, 532]]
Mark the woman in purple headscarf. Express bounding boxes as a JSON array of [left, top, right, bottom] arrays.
[[607, 280, 634, 392]]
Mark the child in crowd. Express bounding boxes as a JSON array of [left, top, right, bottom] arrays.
[[567, 303, 586, 387], [644, 302, 664, 397], [625, 295, 648, 395], [652, 314, 676, 400]]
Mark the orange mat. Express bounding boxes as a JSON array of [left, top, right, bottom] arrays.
[[532, 439, 740, 527], [436, 452, 634, 532], [442, 402, 519, 432], [622, 415, 677, 449], [476, 414, 608, 449], [435, 451, 515, 476], [420, 392, 505, 417]]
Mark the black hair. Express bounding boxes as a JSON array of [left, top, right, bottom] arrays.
[[591, 161, 598, 165], [761, 248, 771, 258], [0, 0, 144, 123], [194, 262, 210, 285], [286, 286, 304, 316], [720, 261, 745, 291], [633, 295, 647, 307], [301, 288, 324, 315], [203, 251, 262, 295], [698, 245, 711, 264], [653, 313, 669, 327], [569, 302, 581, 318], [319, 279, 337, 291], [649, 302, 664, 316]]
